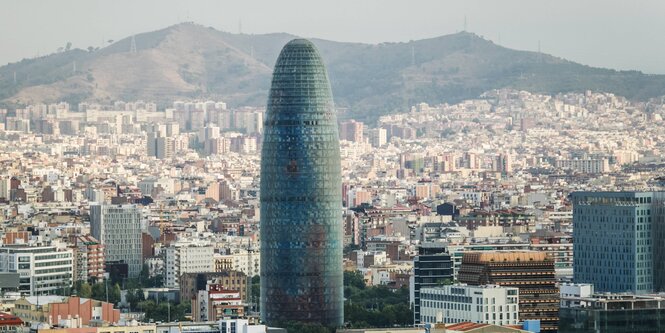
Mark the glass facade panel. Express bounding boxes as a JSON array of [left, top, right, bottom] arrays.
[[260, 39, 343, 327]]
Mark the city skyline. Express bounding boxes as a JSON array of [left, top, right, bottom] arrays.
[[2, 2, 665, 332], [2, 1, 665, 73]]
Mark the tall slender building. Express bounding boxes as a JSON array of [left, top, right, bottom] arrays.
[[260, 39, 343, 326]]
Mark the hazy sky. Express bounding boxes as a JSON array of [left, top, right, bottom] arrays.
[[3, 0, 665, 73]]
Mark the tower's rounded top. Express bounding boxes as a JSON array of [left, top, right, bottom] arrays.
[[284, 38, 316, 48], [273, 38, 324, 69]]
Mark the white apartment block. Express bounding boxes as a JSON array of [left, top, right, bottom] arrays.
[[165, 242, 214, 288], [0, 245, 73, 296], [555, 158, 610, 173], [420, 284, 520, 326], [90, 204, 143, 278]]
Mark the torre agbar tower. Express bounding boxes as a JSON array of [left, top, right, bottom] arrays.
[[259, 39, 343, 326]]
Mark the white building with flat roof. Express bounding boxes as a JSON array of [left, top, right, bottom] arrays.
[[165, 241, 214, 288], [420, 284, 520, 327], [560, 283, 594, 308], [0, 245, 73, 296]]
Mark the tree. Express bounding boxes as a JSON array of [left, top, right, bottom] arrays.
[[138, 300, 190, 322], [250, 275, 260, 312], [344, 271, 366, 290], [343, 279, 413, 328], [91, 282, 105, 300], [110, 284, 121, 304], [80, 282, 92, 298]]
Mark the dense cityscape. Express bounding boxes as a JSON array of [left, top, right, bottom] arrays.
[[2, 3, 665, 333], [0, 82, 663, 332]]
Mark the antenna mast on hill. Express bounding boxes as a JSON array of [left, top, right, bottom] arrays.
[[411, 45, 415, 66], [239, 19, 243, 34], [538, 40, 543, 63], [130, 35, 137, 54], [464, 15, 467, 31]]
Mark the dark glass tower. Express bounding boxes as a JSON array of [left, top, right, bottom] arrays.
[[260, 39, 343, 326]]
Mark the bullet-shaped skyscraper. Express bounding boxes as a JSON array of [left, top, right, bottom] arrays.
[[260, 39, 343, 326]]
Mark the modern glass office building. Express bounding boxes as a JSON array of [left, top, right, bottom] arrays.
[[572, 191, 665, 294], [260, 39, 343, 326]]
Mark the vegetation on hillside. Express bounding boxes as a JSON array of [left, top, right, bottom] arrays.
[[3, 23, 665, 123]]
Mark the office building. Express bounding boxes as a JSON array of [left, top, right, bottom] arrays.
[[0, 245, 73, 296], [458, 251, 559, 332], [560, 293, 665, 333], [90, 204, 143, 278], [412, 242, 454, 324], [572, 191, 665, 293], [420, 284, 520, 326], [260, 39, 343, 326]]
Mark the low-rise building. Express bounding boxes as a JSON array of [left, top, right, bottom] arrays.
[[560, 293, 665, 332], [420, 284, 520, 326], [0, 244, 73, 296], [192, 284, 244, 321], [12, 296, 119, 326]]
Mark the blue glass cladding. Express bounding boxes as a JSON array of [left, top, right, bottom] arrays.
[[260, 39, 343, 327]]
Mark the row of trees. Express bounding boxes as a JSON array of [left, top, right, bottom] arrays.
[[248, 271, 413, 333], [73, 281, 121, 304], [343, 271, 413, 328]]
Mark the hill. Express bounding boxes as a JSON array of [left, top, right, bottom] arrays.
[[2, 22, 665, 122]]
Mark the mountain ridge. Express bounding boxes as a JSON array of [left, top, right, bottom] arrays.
[[2, 22, 664, 122]]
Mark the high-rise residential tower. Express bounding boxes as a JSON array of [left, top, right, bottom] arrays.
[[260, 39, 343, 326]]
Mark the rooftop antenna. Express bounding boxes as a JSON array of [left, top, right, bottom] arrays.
[[130, 35, 137, 54]]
